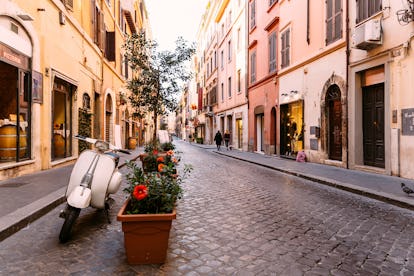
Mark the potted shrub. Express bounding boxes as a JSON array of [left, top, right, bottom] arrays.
[[117, 151, 192, 264]]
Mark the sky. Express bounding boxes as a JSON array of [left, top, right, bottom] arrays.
[[145, 0, 208, 51]]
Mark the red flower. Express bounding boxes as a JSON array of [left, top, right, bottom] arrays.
[[158, 163, 165, 172], [167, 150, 174, 156], [157, 156, 164, 163], [133, 185, 148, 201], [153, 150, 158, 155]]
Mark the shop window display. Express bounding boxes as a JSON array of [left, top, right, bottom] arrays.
[[280, 100, 303, 157], [0, 61, 31, 162]]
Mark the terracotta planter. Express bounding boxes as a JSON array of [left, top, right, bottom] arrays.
[[117, 199, 176, 264], [128, 137, 137, 150]]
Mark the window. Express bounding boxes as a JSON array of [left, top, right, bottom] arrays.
[[326, 0, 342, 44], [249, 0, 256, 30], [228, 77, 232, 98], [221, 83, 224, 102], [356, 0, 382, 23], [228, 40, 232, 62], [281, 28, 290, 68], [268, 32, 277, 73], [105, 31, 115, 61], [237, 69, 241, 93], [221, 50, 224, 70], [61, 0, 74, 10], [250, 50, 256, 83], [214, 51, 217, 68], [210, 57, 213, 73], [92, 2, 105, 50]]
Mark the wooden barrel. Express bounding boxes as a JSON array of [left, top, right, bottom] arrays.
[[128, 137, 137, 150], [0, 125, 27, 160], [53, 133, 65, 158]]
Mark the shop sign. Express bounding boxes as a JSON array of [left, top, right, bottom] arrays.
[[402, 108, 414, 136], [0, 43, 29, 69]]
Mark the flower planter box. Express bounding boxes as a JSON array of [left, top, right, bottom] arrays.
[[117, 199, 176, 264]]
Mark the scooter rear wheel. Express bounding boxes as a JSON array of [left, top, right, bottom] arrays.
[[59, 206, 81, 243]]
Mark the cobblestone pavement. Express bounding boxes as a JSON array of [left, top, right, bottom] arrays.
[[2, 141, 414, 275]]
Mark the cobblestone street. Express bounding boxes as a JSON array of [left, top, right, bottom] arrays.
[[1, 141, 414, 275]]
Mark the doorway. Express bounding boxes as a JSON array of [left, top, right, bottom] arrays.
[[256, 114, 264, 152], [270, 107, 277, 154], [363, 83, 384, 168], [52, 78, 73, 160], [327, 85, 342, 160]]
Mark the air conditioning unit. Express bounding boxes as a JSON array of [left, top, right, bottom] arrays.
[[352, 18, 382, 50]]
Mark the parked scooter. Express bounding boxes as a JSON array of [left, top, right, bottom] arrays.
[[59, 135, 130, 243]]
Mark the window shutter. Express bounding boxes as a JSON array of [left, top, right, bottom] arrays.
[[105, 31, 115, 61], [99, 11, 105, 51], [286, 29, 290, 66], [91, 0, 96, 41], [66, 0, 74, 10], [326, 0, 333, 44]]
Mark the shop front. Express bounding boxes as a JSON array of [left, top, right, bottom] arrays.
[[280, 99, 304, 158], [0, 43, 31, 164]]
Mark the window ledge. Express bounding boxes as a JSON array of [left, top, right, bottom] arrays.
[[0, 159, 35, 170]]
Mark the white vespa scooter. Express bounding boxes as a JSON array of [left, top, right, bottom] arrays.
[[58, 135, 130, 243]]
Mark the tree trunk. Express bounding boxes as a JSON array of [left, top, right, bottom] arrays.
[[153, 110, 158, 142]]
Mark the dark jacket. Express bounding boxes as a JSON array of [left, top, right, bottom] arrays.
[[214, 131, 223, 144]]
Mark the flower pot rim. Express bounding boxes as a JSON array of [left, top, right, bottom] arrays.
[[117, 198, 176, 222]]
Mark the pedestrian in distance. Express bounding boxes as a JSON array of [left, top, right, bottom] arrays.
[[224, 130, 230, 150], [214, 130, 223, 151], [189, 134, 192, 144]]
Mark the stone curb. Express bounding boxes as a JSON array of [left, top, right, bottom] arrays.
[[0, 155, 139, 243], [215, 151, 414, 212]]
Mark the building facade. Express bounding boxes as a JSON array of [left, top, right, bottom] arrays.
[[0, 0, 149, 181], [348, 0, 414, 179], [276, 0, 348, 165], [215, 0, 248, 151], [247, 0, 279, 154]]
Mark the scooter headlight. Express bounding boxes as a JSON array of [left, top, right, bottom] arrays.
[[95, 140, 109, 151]]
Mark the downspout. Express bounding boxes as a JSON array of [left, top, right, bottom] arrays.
[[306, 0, 310, 44], [245, 0, 250, 151], [345, 0, 350, 169]]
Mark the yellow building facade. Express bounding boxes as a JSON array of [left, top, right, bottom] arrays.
[[0, 0, 149, 181]]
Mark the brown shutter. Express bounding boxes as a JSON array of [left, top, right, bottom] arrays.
[[99, 11, 105, 51], [91, 0, 96, 41], [105, 31, 115, 61]]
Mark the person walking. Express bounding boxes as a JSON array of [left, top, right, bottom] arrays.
[[214, 130, 223, 151], [224, 130, 230, 150]]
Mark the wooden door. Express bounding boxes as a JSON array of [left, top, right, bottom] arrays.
[[328, 99, 342, 160], [363, 84, 384, 168]]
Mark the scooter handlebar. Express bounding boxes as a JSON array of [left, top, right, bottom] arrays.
[[117, 149, 131, 155]]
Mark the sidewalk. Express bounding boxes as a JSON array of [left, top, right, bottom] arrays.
[[191, 142, 414, 211], [0, 148, 143, 242]]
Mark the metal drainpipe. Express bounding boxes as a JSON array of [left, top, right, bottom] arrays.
[[345, 0, 350, 169], [245, 0, 250, 152]]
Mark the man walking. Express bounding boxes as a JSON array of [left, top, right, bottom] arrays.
[[214, 130, 223, 151]]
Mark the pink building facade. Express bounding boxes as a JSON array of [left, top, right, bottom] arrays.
[[247, 0, 280, 154]]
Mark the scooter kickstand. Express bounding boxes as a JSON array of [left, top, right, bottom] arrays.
[[104, 202, 111, 224]]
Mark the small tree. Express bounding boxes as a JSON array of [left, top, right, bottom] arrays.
[[124, 32, 195, 142]]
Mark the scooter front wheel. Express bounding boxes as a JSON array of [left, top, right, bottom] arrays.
[[59, 205, 81, 243]]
